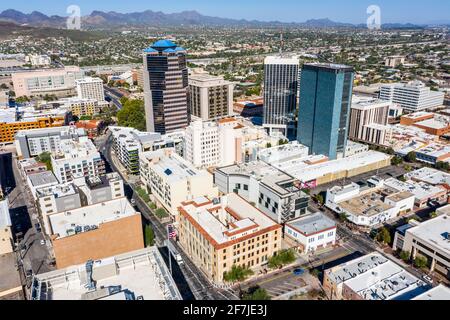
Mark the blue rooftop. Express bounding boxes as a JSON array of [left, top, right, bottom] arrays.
[[163, 48, 176, 53], [143, 47, 157, 53], [151, 39, 177, 49], [174, 47, 186, 52]]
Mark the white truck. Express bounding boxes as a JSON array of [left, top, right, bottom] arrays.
[[165, 240, 184, 266]]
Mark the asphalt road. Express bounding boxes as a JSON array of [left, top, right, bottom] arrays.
[[6, 148, 55, 293], [95, 132, 239, 300], [104, 86, 124, 110]]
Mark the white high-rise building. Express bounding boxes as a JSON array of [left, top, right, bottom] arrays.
[[184, 118, 243, 169], [379, 81, 444, 112], [76, 77, 105, 101], [189, 73, 234, 121], [263, 55, 299, 137]]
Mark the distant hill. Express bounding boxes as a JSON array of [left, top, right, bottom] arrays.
[[0, 9, 432, 29], [0, 21, 105, 41]]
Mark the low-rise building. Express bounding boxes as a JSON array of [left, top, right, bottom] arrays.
[[30, 247, 181, 300], [51, 136, 105, 183], [384, 177, 448, 208], [412, 285, 450, 300], [61, 98, 108, 117], [401, 112, 450, 136], [326, 182, 414, 227], [177, 193, 282, 283], [49, 197, 144, 269], [0, 195, 13, 255], [413, 143, 450, 165], [27, 170, 59, 200], [270, 150, 391, 187], [36, 173, 124, 235], [18, 158, 47, 177], [214, 161, 310, 223], [15, 126, 86, 159], [405, 167, 450, 187], [400, 212, 450, 280], [323, 252, 430, 300], [139, 148, 218, 216], [285, 212, 336, 253]]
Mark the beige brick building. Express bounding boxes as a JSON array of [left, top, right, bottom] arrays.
[[177, 193, 282, 283]]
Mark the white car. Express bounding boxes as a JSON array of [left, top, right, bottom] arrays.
[[422, 275, 433, 284], [40, 240, 46, 246]]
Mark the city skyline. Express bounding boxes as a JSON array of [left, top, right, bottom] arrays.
[[1, 0, 450, 25]]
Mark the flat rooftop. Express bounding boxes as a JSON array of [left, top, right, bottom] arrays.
[[405, 167, 450, 186], [415, 143, 450, 158], [35, 183, 77, 198], [216, 161, 302, 197], [326, 252, 429, 300], [384, 178, 446, 202], [412, 285, 450, 300], [0, 253, 22, 296], [258, 142, 309, 164], [0, 199, 11, 228], [415, 118, 450, 130], [31, 247, 181, 300], [179, 193, 280, 246], [49, 197, 136, 239], [287, 212, 336, 236], [141, 149, 206, 183], [53, 136, 100, 160], [28, 171, 58, 187], [275, 151, 390, 183], [351, 97, 393, 110], [338, 190, 394, 217], [407, 213, 450, 253]]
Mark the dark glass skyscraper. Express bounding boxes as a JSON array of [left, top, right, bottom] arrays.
[[143, 40, 189, 134], [297, 63, 354, 160], [263, 55, 299, 137]]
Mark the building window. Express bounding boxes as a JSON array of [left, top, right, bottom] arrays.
[[243, 185, 248, 191]]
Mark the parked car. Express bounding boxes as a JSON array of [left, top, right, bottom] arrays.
[[293, 268, 305, 276], [40, 240, 46, 246], [422, 275, 433, 284]]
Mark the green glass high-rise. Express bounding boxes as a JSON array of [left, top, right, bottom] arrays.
[[297, 63, 354, 160]]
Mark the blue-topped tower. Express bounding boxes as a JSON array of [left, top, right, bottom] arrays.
[[143, 39, 190, 134], [297, 63, 354, 160]]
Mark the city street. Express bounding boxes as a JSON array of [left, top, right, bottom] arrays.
[[95, 132, 239, 300]]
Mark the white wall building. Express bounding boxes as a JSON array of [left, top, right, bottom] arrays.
[[75, 77, 105, 102], [0, 196, 13, 255], [15, 126, 87, 159], [184, 118, 243, 169], [214, 161, 310, 223], [326, 182, 415, 227], [28, 54, 52, 67], [139, 148, 218, 216], [285, 212, 336, 253], [379, 81, 445, 112], [51, 136, 105, 183]]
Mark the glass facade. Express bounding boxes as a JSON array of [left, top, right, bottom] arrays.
[[297, 64, 354, 160]]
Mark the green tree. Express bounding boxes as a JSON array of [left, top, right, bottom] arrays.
[[405, 151, 417, 163], [339, 212, 349, 222], [79, 115, 93, 121], [117, 99, 146, 131], [268, 249, 296, 269], [36, 152, 53, 171], [144, 225, 155, 247], [414, 255, 428, 269], [314, 194, 324, 206], [400, 250, 411, 262], [15, 96, 30, 103], [429, 211, 437, 219], [155, 208, 168, 218], [120, 96, 129, 106], [436, 161, 450, 171], [223, 265, 254, 283], [376, 227, 391, 245], [391, 156, 403, 166], [266, 143, 272, 148], [242, 287, 271, 300]]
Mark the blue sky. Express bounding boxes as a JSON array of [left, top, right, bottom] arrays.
[[1, 0, 449, 24]]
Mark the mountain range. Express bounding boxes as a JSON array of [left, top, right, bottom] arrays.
[[0, 9, 439, 29]]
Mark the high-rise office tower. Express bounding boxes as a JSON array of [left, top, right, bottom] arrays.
[[143, 40, 189, 134], [297, 63, 354, 160], [263, 55, 299, 137]]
